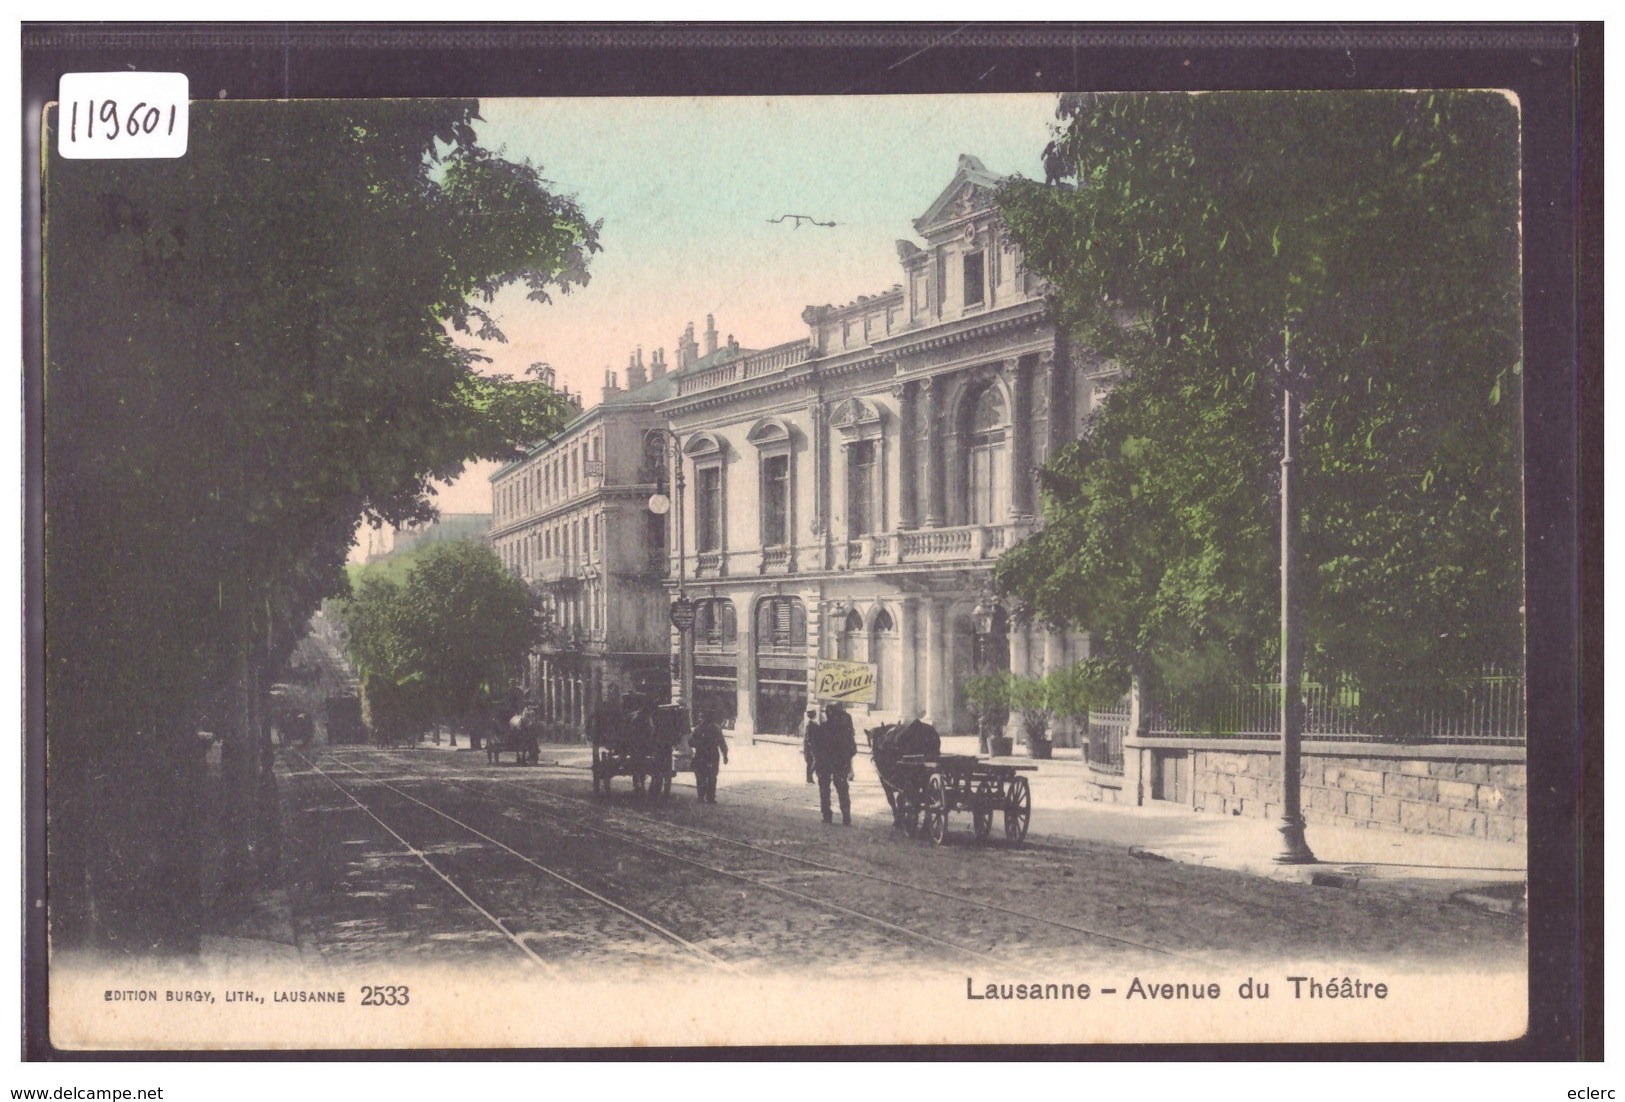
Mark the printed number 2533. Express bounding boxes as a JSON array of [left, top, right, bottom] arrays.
[[360, 985, 410, 1006]]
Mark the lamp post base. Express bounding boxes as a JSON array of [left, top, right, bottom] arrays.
[[1274, 817, 1317, 865]]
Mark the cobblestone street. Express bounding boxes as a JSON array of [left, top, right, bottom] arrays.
[[275, 744, 1526, 978]]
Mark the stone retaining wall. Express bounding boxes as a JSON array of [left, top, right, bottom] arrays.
[[1084, 740, 1525, 842]]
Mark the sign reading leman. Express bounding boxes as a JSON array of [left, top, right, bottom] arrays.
[[814, 659, 877, 704]]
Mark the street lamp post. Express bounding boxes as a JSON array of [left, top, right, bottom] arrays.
[[647, 430, 694, 731], [1275, 332, 1316, 865]]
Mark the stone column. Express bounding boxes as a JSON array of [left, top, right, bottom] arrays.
[[1041, 348, 1066, 464], [923, 597, 946, 725], [1009, 357, 1035, 520], [808, 397, 827, 540], [1044, 629, 1071, 746], [735, 614, 754, 739], [1125, 668, 1150, 806], [1005, 623, 1031, 742], [922, 377, 945, 528], [897, 597, 920, 717], [894, 381, 918, 530]]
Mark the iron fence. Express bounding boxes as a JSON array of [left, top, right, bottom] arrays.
[[1141, 670, 1524, 746], [1085, 707, 1128, 773]]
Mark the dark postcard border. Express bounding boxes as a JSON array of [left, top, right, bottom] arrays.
[[21, 21, 1598, 1062]]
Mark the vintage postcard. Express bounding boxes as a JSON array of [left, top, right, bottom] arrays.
[[29, 31, 1580, 1056]]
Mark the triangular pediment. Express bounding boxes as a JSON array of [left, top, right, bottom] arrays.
[[913, 154, 1004, 235]]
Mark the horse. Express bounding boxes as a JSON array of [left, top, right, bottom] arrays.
[[592, 694, 676, 797], [486, 708, 540, 765], [867, 719, 941, 828]]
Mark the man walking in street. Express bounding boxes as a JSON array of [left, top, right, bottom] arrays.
[[688, 707, 729, 804], [801, 707, 822, 785], [808, 701, 857, 825]]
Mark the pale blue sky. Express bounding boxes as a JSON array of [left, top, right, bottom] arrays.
[[418, 93, 1059, 518]]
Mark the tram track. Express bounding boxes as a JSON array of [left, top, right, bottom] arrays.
[[323, 751, 1003, 966], [293, 751, 736, 972], [357, 747, 1205, 966]]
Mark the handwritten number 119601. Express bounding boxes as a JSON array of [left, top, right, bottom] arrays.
[[70, 100, 178, 142]]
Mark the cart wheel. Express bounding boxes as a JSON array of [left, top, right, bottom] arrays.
[[1004, 776, 1031, 843], [973, 809, 993, 842], [927, 774, 950, 846]]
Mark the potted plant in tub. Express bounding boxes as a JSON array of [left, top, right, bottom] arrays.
[[963, 673, 1014, 757], [1010, 675, 1054, 759]]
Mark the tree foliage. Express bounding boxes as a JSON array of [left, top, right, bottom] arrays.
[[44, 99, 598, 949], [339, 542, 540, 737], [995, 91, 1523, 694]]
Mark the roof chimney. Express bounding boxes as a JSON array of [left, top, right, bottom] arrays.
[[704, 314, 718, 356], [603, 367, 622, 404], [678, 322, 699, 369], [626, 346, 648, 390], [650, 348, 667, 380]]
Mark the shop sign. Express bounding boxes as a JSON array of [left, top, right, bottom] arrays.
[[813, 659, 877, 704]]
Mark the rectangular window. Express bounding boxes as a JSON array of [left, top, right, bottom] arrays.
[[848, 442, 876, 536], [696, 466, 723, 552], [761, 454, 789, 546], [963, 250, 985, 306]]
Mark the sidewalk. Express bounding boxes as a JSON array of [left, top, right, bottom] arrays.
[[720, 734, 1527, 910], [384, 734, 1528, 911]]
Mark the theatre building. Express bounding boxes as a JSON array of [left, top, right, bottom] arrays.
[[659, 156, 1112, 742]]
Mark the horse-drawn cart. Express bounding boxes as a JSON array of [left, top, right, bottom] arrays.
[[882, 753, 1034, 845], [591, 702, 684, 797], [486, 710, 540, 765]]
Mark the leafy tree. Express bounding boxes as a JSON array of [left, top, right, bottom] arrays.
[[339, 542, 541, 740], [996, 91, 1523, 705], [44, 100, 598, 951]]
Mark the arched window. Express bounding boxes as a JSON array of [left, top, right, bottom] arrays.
[[838, 609, 865, 661], [756, 596, 806, 650], [695, 599, 737, 649], [967, 385, 1009, 526]]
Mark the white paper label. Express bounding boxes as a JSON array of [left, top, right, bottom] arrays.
[[58, 72, 189, 159]]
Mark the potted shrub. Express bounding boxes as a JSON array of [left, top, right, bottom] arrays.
[[1010, 676, 1054, 759], [963, 673, 1014, 756]]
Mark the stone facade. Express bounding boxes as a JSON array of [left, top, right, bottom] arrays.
[[656, 156, 1106, 740], [1082, 739, 1526, 842]]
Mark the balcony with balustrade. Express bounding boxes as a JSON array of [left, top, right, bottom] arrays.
[[675, 340, 811, 399], [841, 520, 1031, 570]]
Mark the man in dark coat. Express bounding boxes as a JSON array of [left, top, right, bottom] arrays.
[[800, 708, 821, 785], [808, 702, 858, 824], [688, 707, 729, 804]]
